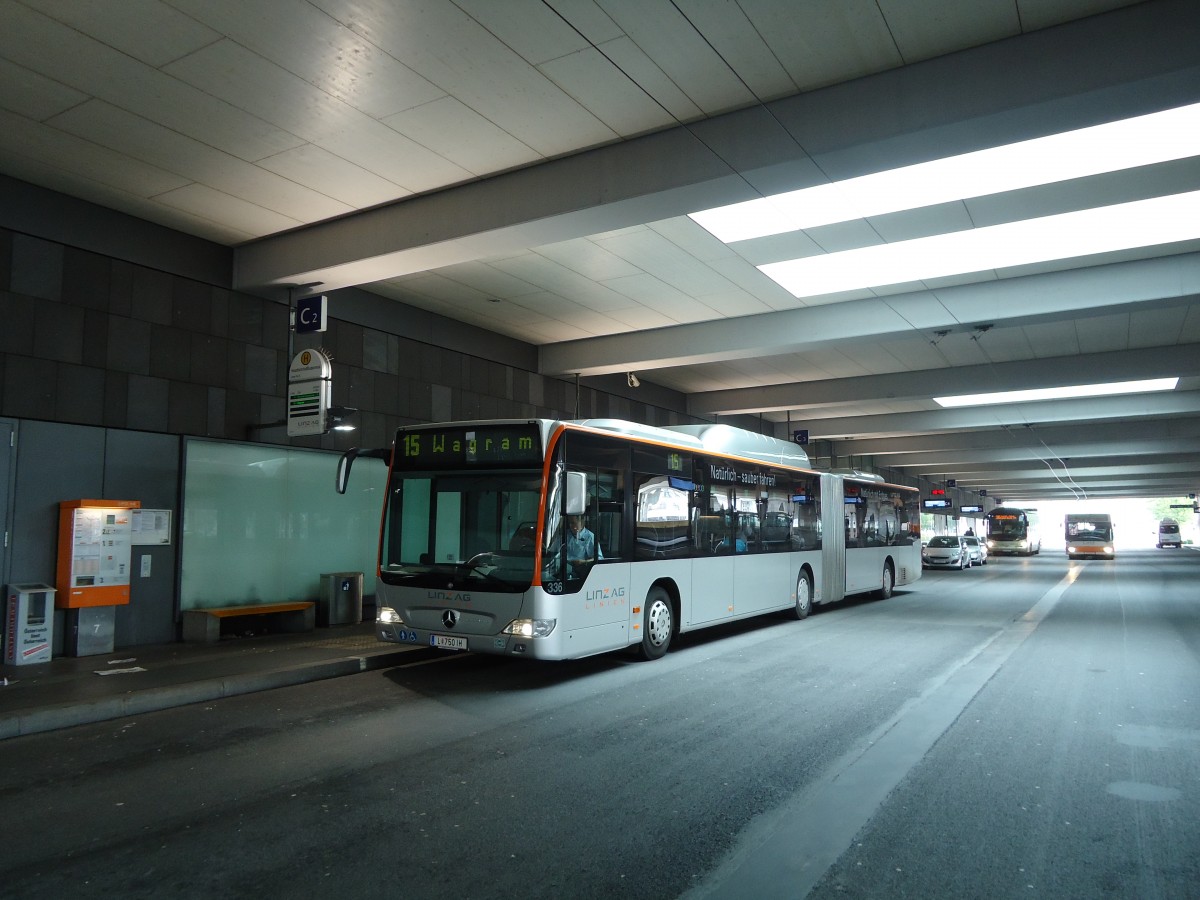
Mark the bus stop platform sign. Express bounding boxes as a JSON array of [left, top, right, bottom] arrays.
[[287, 349, 331, 437]]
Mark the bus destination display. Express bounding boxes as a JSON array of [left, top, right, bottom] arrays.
[[397, 424, 542, 469]]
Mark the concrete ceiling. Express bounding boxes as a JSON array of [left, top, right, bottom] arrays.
[[2, 0, 1198, 501]]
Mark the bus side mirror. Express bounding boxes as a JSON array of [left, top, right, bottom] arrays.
[[335, 449, 358, 494], [565, 471, 588, 515], [335, 447, 392, 494]]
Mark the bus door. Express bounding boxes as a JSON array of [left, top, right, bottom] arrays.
[[820, 474, 847, 603], [691, 488, 735, 625], [732, 483, 789, 615], [556, 461, 629, 638]]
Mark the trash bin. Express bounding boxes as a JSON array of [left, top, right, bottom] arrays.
[[318, 572, 363, 626]]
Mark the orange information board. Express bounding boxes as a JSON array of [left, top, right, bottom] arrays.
[[56, 500, 141, 608]]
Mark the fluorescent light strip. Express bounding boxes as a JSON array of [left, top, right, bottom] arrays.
[[690, 103, 1200, 243], [758, 190, 1200, 298], [934, 378, 1178, 408]]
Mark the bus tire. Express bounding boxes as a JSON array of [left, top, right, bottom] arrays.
[[638, 586, 673, 661], [790, 570, 812, 620], [877, 562, 895, 599]]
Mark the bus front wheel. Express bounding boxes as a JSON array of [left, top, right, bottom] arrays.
[[638, 586, 673, 661], [877, 562, 895, 600], [790, 571, 812, 620]]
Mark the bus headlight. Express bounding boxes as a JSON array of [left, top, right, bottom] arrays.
[[377, 606, 404, 625], [503, 618, 556, 638]]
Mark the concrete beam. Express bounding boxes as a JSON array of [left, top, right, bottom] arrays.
[[234, 0, 1200, 302], [690, 342, 1200, 416]]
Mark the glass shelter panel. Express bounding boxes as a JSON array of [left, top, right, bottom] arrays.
[[181, 441, 384, 609]]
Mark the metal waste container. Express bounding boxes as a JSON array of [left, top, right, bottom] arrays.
[[318, 572, 363, 626]]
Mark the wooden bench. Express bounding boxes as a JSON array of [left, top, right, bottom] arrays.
[[182, 602, 316, 644]]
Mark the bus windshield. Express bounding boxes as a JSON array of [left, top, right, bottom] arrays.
[[988, 515, 1026, 539], [1066, 518, 1113, 542], [381, 469, 544, 590]]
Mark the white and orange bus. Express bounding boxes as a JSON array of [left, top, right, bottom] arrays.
[[337, 418, 921, 661], [1065, 512, 1115, 560]]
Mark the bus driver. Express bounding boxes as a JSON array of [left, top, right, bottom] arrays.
[[566, 515, 603, 576]]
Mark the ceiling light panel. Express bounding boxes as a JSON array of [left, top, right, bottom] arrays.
[[690, 102, 1200, 243], [934, 377, 1179, 408], [759, 191, 1200, 298]]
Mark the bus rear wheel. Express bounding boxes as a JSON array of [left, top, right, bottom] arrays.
[[877, 562, 895, 599], [790, 571, 812, 620], [638, 586, 673, 660]]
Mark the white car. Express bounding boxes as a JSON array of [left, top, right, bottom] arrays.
[[922, 535, 969, 569], [962, 535, 987, 566]]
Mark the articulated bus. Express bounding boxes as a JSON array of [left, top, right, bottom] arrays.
[[337, 418, 922, 661], [985, 506, 1042, 556], [1065, 512, 1115, 559]]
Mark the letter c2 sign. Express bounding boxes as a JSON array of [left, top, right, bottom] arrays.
[[295, 294, 327, 334]]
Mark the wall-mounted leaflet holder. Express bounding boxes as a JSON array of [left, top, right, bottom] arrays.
[[131, 508, 173, 545]]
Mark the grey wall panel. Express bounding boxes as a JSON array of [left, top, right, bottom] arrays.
[[0, 418, 14, 588], [10, 420, 106, 584], [10, 422, 181, 649], [105, 430, 181, 647], [0, 175, 231, 287]]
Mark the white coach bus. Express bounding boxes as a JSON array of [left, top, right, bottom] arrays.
[[337, 418, 921, 661], [985, 506, 1042, 556]]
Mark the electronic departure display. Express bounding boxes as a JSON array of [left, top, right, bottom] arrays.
[[395, 424, 543, 469], [960, 505, 984, 514], [923, 498, 953, 510]]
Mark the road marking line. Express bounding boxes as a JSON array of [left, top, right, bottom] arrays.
[[686, 569, 1077, 900]]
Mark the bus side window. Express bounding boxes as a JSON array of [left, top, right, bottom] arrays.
[[635, 474, 689, 559]]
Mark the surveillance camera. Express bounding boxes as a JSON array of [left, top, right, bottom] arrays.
[[626, 372, 640, 388]]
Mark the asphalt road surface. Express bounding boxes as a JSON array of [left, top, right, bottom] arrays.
[[1, 549, 1196, 899]]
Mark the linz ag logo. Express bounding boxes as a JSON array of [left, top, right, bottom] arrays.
[[428, 590, 471, 603], [584, 586, 627, 610]]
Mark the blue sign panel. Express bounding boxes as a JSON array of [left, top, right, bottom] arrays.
[[295, 294, 327, 334], [793, 429, 809, 446]]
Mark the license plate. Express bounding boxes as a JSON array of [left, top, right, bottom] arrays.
[[431, 634, 468, 651]]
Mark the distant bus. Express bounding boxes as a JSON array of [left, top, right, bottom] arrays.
[[1065, 512, 1115, 560], [1156, 518, 1182, 549], [337, 417, 921, 661], [985, 507, 1041, 556]]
